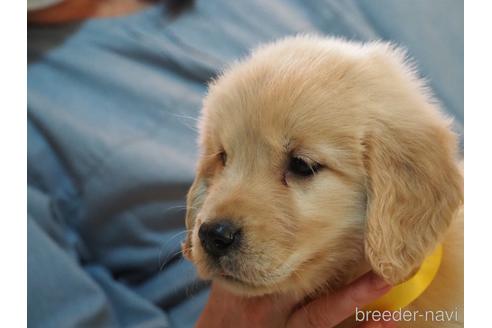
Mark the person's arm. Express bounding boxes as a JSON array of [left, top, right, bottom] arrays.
[[197, 272, 395, 328]]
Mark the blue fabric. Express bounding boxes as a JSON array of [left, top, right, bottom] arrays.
[[27, 1, 463, 327]]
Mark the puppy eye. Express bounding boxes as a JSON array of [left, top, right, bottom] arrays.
[[219, 150, 227, 166], [288, 156, 321, 177]]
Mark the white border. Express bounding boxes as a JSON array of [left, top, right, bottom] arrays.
[[464, 1, 492, 326], [1, 1, 480, 327], [0, 0, 27, 327]]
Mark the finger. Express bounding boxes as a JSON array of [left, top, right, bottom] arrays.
[[287, 272, 392, 328]]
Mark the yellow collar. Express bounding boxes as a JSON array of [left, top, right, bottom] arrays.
[[365, 244, 443, 311]]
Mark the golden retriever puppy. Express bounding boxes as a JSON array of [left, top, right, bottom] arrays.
[[183, 35, 463, 327]]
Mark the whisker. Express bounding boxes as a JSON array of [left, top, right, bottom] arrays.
[[158, 230, 193, 268], [162, 204, 189, 212], [173, 113, 201, 122], [172, 114, 201, 132], [160, 248, 186, 271]]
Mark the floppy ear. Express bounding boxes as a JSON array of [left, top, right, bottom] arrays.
[[363, 108, 463, 284]]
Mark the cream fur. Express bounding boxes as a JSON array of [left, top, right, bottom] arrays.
[[183, 35, 464, 327]]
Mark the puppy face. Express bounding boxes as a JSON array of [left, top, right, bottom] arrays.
[[183, 36, 463, 297]]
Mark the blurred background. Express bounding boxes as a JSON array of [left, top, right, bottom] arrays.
[[27, 1, 463, 327]]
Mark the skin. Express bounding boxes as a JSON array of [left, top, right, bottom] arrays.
[[197, 272, 396, 328], [28, 0, 155, 24]]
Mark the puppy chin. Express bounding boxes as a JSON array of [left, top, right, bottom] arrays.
[[212, 264, 308, 297], [214, 274, 286, 297], [189, 247, 286, 296]]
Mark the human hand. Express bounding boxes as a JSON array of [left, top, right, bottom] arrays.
[[196, 271, 396, 328]]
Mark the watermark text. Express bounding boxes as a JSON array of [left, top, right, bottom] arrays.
[[355, 307, 460, 322]]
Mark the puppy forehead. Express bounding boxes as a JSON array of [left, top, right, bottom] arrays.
[[203, 62, 364, 154]]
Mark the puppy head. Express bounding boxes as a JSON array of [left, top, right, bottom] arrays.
[[183, 36, 463, 297]]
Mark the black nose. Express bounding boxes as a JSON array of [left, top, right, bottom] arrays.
[[199, 221, 241, 258]]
